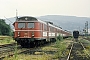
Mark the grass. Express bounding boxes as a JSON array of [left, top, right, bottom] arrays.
[[4, 54, 52, 60], [3, 35, 73, 60], [53, 39, 69, 59], [0, 36, 15, 45], [42, 36, 73, 59], [79, 38, 90, 58], [5, 36, 90, 60], [79, 39, 90, 45]]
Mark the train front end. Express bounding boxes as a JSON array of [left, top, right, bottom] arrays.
[[13, 16, 42, 47]]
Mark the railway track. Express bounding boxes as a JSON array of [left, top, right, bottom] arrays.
[[0, 47, 35, 60], [0, 43, 21, 59], [0, 42, 54, 60], [0, 44, 36, 60], [0, 43, 18, 55], [1, 37, 90, 60], [0, 43, 16, 48], [66, 39, 90, 60]]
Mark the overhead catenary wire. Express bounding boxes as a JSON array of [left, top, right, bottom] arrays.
[[4, 16, 13, 23]]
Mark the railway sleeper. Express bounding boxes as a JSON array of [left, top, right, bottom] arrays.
[[70, 55, 90, 60]]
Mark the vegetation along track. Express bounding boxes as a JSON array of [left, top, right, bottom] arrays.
[[67, 39, 90, 60], [0, 47, 39, 60], [0, 43, 20, 59], [0, 41, 54, 60]]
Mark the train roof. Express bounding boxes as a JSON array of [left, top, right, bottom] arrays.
[[16, 16, 71, 33], [16, 16, 62, 30], [16, 16, 37, 21]]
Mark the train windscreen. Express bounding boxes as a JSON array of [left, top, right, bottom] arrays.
[[18, 22, 25, 28], [28, 22, 34, 28]]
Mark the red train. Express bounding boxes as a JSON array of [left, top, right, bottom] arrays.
[[13, 16, 71, 47]]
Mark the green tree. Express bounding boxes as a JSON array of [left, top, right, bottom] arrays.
[[0, 19, 11, 36]]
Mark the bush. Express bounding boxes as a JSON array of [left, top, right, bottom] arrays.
[[54, 36, 67, 59], [56, 34, 63, 41]]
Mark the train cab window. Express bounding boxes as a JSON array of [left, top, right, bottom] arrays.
[[28, 22, 34, 28], [18, 23, 25, 28]]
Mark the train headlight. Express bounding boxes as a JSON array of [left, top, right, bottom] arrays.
[[18, 34, 20, 36], [32, 31, 34, 37], [18, 32, 20, 37]]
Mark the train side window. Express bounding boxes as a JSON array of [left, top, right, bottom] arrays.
[[50, 27, 53, 32], [44, 25, 47, 31], [18, 23, 25, 28], [28, 22, 34, 28]]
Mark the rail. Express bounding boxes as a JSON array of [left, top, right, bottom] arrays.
[[66, 38, 90, 60], [66, 42, 74, 60]]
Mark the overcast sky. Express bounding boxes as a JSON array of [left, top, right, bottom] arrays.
[[0, 0, 90, 18]]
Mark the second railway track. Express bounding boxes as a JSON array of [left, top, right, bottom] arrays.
[[67, 39, 90, 60], [0, 42, 55, 60], [0, 43, 16, 48]]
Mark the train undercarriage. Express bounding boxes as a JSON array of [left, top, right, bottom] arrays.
[[15, 38, 56, 48]]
